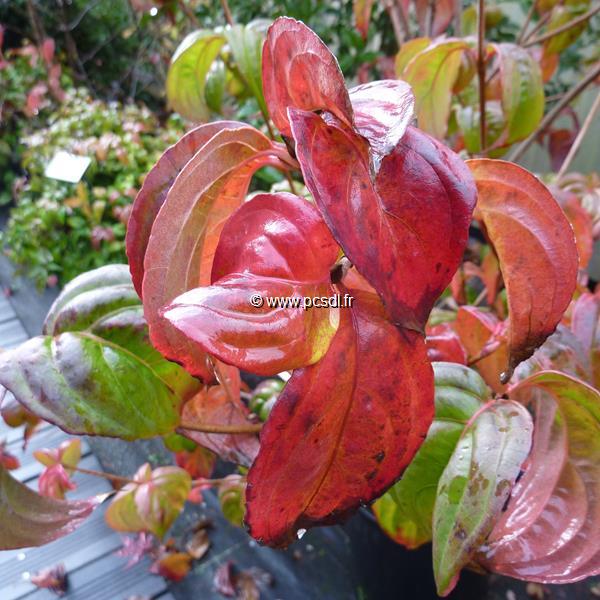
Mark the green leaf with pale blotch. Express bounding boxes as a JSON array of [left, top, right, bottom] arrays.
[[374, 363, 488, 548], [0, 266, 200, 439], [432, 399, 533, 596], [0, 463, 98, 550], [167, 30, 226, 122]]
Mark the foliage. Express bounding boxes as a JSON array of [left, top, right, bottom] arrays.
[[0, 7, 599, 596], [1, 88, 184, 288]]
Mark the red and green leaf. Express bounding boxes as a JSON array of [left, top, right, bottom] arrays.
[[0, 463, 98, 550], [432, 400, 533, 596], [374, 363, 487, 548], [162, 193, 340, 375]]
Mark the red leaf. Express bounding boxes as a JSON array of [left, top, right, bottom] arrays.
[[481, 372, 600, 583], [175, 446, 216, 480], [150, 550, 192, 581], [454, 306, 509, 393], [178, 366, 260, 466], [348, 80, 415, 165], [416, 0, 455, 35], [246, 288, 434, 547], [40, 38, 55, 64], [140, 125, 290, 380], [162, 193, 340, 375], [126, 122, 240, 297], [426, 323, 467, 364], [0, 464, 98, 550], [262, 17, 353, 138], [38, 464, 76, 500], [290, 112, 476, 331], [562, 195, 593, 270], [0, 441, 19, 470], [467, 160, 578, 379]]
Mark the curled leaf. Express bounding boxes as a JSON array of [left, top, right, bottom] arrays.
[[432, 400, 533, 595], [467, 159, 578, 379]]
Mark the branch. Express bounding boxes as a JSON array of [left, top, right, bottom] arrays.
[[516, 1, 537, 44], [384, 0, 406, 48], [71, 465, 136, 485], [477, 0, 487, 152], [524, 4, 600, 47], [179, 420, 263, 434], [507, 61, 600, 162], [220, 0, 234, 26], [557, 89, 600, 177]]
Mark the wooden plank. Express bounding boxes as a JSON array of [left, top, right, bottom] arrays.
[[0, 294, 17, 322], [0, 319, 28, 349]]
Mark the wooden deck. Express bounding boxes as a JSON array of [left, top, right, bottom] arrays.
[[0, 294, 174, 600]]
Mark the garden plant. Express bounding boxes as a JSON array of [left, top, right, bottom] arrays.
[[0, 4, 599, 598]]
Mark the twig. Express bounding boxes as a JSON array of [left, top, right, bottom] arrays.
[[507, 61, 600, 162], [557, 89, 600, 177], [521, 12, 551, 43], [524, 4, 600, 47], [179, 420, 263, 434], [220, 0, 234, 26], [71, 465, 136, 485], [477, 0, 487, 152], [178, 0, 202, 28], [211, 359, 236, 406], [384, 0, 406, 48], [516, 1, 537, 44]]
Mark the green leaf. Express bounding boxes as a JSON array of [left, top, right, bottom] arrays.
[[105, 463, 191, 539], [374, 363, 488, 548], [432, 399, 533, 596], [402, 40, 468, 139], [495, 43, 544, 146], [0, 463, 98, 550], [0, 266, 200, 439], [224, 22, 268, 118], [167, 30, 226, 122]]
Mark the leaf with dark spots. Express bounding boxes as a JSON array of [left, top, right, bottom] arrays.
[[432, 399, 533, 596], [348, 80, 414, 166], [141, 125, 291, 381], [162, 193, 340, 375], [467, 160, 578, 379], [30, 563, 68, 596], [0, 463, 98, 550], [261, 17, 353, 138], [374, 363, 487, 548], [126, 122, 243, 297], [290, 110, 476, 331], [246, 288, 434, 547], [480, 371, 600, 583]]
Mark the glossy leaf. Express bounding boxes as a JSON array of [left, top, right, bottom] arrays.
[[395, 38, 431, 75], [494, 44, 544, 146], [178, 362, 260, 467], [246, 288, 434, 547], [544, 4, 589, 55], [262, 17, 353, 138], [126, 122, 242, 297], [482, 372, 600, 583], [348, 80, 415, 165], [374, 363, 487, 548], [291, 112, 476, 331], [0, 266, 199, 439], [166, 30, 226, 122], [141, 125, 290, 380], [454, 306, 508, 393], [426, 324, 468, 364], [0, 463, 98, 550], [432, 400, 533, 596], [105, 463, 191, 539], [467, 159, 578, 378], [162, 193, 340, 375], [401, 40, 468, 139]]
